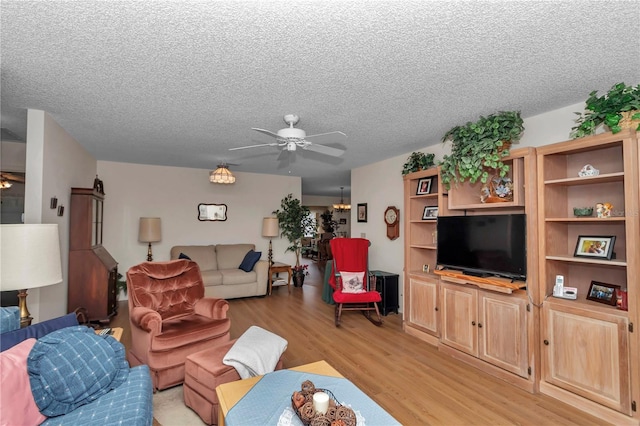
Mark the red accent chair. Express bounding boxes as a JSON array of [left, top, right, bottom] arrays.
[[126, 260, 231, 391], [329, 238, 382, 327]]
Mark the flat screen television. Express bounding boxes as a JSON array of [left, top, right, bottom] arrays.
[[436, 214, 527, 281]]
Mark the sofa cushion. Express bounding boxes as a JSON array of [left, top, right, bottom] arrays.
[[216, 244, 255, 270], [220, 269, 257, 285], [0, 306, 20, 333], [28, 326, 129, 417], [40, 365, 153, 426], [201, 269, 223, 286], [0, 312, 79, 352], [170, 245, 217, 271], [0, 338, 47, 426], [239, 249, 262, 272]]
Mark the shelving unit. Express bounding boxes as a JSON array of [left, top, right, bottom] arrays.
[[403, 167, 449, 343], [536, 129, 639, 424], [403, 147, 539, 393]]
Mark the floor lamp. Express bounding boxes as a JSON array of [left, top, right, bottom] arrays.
[[139, 217, 162, 261], [262, 217, 279, 268], [0, 224, 63, 327]]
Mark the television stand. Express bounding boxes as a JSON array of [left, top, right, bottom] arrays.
[[434, 269, 525, 294]]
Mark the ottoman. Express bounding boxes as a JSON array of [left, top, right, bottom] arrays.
[[183, 339, 284, 425]]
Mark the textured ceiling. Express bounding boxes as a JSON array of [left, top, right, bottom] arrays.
[[1, 1, 639, 197]]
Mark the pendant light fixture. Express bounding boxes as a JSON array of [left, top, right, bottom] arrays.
[[210, 164, 236, 184], [332, 186, 351, 212]]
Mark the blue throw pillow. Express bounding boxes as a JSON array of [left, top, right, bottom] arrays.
[[179, 252, 191, 260], [239, 250, 261, 272], [27, 325, 129, 416]]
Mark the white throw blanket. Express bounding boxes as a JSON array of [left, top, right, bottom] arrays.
[[223, 326, 288, 379]]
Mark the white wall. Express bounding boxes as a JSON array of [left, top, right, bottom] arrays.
[[97, 161, 301, 296], [351, 102, 584, 313], [24, 110, 97, 322]]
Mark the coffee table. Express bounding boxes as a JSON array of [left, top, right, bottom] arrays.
[[215, 360, 342, 426]]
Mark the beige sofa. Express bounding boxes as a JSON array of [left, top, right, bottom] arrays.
[[170, 244, 268, 299]]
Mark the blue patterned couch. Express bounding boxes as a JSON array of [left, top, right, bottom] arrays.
[[0, 311, 153, 425]]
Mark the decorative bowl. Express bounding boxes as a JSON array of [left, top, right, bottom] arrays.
[[573, 207, 593, 217]]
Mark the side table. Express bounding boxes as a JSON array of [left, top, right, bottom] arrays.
[[268, 262, 292, 295], [370, 270, 399, 315]]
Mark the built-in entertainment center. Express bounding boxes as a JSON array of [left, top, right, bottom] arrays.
[[403, 132, 639, 425]]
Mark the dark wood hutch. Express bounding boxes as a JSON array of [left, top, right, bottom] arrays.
[[67, 187, 118, 322]]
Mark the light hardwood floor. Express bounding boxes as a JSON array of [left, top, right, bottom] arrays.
[[113, 259, 610, 425]]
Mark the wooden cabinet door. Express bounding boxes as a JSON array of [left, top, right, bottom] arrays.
[[440, 283, 477, 356], [542, 303, 631, 414], [408, 276, 439, 336], [479, 292, 528, 378]]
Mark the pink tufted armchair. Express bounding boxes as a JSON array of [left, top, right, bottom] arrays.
[[126, 260, 231, 391]]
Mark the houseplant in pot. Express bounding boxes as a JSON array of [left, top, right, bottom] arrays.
[[273, 194, 316, 286], [402, 151, 436, 175], [571, 82, 640, 139], [439, 110, 524, 190]]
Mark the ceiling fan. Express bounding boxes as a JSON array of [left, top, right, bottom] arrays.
[[0, 171, 25, 189], [229, 114, 347, 157]]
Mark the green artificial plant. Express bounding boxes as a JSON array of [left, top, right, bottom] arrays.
[[571, 82, 640, 139], [273, 194, 316, 269], [439, 110, 524, 190], [402, 151, 436, 175]]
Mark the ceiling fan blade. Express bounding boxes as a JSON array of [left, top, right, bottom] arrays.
[[304, 131, 347, 139], [251, 128, 281, 139], [0, 172, 25, 183], [303, 143, 345, 157], [228, 142, 279, 151]]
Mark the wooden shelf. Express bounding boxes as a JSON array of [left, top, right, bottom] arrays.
[[544, 255, 626, 267], [434, 269, 526, 294], [544, 172, 624, 186]]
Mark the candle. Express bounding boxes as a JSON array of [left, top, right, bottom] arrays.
[[312, 391, 329, 414]]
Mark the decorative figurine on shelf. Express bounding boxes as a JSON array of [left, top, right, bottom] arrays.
[[93, 174, 105, 194], [578, 164, 599, 177], [596, 202, 613, 218]]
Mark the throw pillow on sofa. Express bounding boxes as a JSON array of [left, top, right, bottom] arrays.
[[28, 326, 129, 417], [239, 249, 261, 272], [0, 338, 47, 426]]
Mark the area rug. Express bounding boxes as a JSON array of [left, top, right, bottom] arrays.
[[153, 385, 205, 426]]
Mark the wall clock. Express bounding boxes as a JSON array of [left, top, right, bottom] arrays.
[[384, 206, 400, 240]]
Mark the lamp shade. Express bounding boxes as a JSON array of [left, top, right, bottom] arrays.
[[210, 165, 236, 184], [138, 217, 162, 243], [0, 224, 62, 291], [262, 217, 279, 238]]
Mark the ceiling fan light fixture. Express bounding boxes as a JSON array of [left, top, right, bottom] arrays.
[[210, 164, 236, 184], [333, 187, 351, 212], [0, 180, 12, 189]]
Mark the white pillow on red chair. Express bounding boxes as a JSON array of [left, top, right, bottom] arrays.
[[340, 271, 366, 293]]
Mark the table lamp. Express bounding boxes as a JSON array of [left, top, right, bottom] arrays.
[[138, 217, 161, 261], [262, 217, 279, 268], [0, 224, 63, 327]]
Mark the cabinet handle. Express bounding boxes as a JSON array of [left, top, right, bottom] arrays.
[[471, 321, 476, 326], [435, 307, 439, 311], [478, 323, 483, 328], [543, 340, 549, 346]]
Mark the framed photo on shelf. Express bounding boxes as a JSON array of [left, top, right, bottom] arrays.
[[416, 178, 432, 195], [573, 235, 615, 260], [422, 206, 438, 220], [357, 203, 368, 222], [586, 281, 620, 306]]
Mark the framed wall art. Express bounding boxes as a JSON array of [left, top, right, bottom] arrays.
[[357, 203, 367, 222], [198, 203, 227, 221]]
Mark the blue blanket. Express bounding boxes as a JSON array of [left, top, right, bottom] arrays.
[[225, 369, 400, 426]]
